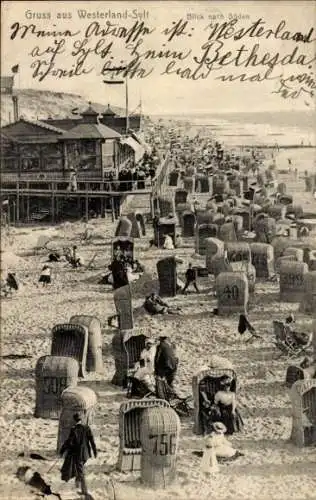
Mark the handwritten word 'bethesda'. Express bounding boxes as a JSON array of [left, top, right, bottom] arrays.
[[205, 18, 315, 43]]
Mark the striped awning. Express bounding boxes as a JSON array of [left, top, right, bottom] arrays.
[[120, 137, 144, 162]]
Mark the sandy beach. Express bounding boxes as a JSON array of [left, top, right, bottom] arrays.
[[1, 150, 316, 500]]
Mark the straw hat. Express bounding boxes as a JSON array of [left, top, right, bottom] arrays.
[[212, 422, 227, 434]]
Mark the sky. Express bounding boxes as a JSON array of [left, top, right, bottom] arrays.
[[1, 1, 316, 114]]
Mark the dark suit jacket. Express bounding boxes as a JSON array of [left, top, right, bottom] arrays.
[[60, 423, 97, 463]]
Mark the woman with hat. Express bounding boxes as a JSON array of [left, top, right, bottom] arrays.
[[139, 338, 157, 373], [200, 421, 243, 473], [214, 375, 244, 435]]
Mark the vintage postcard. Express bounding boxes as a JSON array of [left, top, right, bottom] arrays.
[[1, 1, 316, 500]]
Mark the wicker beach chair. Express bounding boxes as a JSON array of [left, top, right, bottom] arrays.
[[112, 236, 134, 261], [69, 315, 103, 374], [34, 355, 79, 419], [51, 324, 88, 378], [57, 386, 97, 452], [112, 331, 147, 388], [285, 365, 305, 388], [192, 368, 237, 435], [289, 379, 316, 447], [117, 399, 170, 472]]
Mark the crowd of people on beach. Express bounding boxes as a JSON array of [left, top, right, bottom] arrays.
[[2, 119, 316, 500]]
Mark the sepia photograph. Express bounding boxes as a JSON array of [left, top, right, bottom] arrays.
[[0, 1, 316, 499]]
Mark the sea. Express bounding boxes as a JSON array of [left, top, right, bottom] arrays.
[[155, 110, 316, 176]]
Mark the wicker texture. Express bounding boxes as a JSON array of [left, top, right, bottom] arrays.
[[277, 182, 287, 194], [284, 247, 304, 262], [115, 216, 132, 237], [183, 176, 194, 193], [267, 205, 287, 220], [299, 271, 316, 315], [192, 368, 237, 434], [112, 236, 134, 261], [169, 171, 179, 187], [69, 315, 103, 374], [250, 243, 275, 278], [218, 222, 237, 242], [57, 386, 97, 452], [279, 261, 308, 302], [230, 261, 256, 293], [255, 217, 277, 240], [196, 224, 219, 255], [205, 200, 217, 211], [231, 215, 243, 233], [229, 178, 242, 196], [205, 238, 225, 274], [233, 209, 250, 232], [126, 213, 141, 238], [112, 331, 147, 386], [34, 356, 79, 419], [212, 213, 225, 226], [313, 320, 316, 358], [213, 175, 229, 195], [176, 202, 191, 222], [174, 189, 188, 206], [117, 399, 170, 472], [158, 197, 175, 218], [308, 251, 316, 271], [113, 284, 134, 330], [182, 211, 196, 237], [135, 213, 146, 236], [195, 175, 211, 193], [157, 257, 177, 297], [195, 210, 214, 226], [286, 366, 305, 388], [140, 406, 180, 488], [216, 271, 249, 315], [226, 242, 251, 263], [51, 324, 88, 378], [155, 219, 176, 248], [289, 379, 316, 447]]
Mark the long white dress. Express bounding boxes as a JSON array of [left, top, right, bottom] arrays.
[[200, 434, 236, 474]]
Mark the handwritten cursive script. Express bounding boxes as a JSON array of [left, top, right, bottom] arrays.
[[7, 16, 316, 105]]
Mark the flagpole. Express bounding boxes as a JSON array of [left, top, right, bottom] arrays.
[[125, 75, 129, 135]]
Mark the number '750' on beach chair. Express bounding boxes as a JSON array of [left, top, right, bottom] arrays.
[[273, 321, 313, 360]]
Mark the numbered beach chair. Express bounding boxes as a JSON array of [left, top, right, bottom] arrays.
[[117, 399, 170, 472]]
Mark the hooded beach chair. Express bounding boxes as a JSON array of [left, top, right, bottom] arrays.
[[192, 368, 237, 435], [117, 399, 170, 472]]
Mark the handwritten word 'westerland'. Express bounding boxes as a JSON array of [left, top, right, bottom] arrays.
[[204, 18, 315, 43]]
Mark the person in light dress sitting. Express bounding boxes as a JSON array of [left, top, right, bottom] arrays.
[[200, 422, 243, 474], [163, 234, 174, 250]]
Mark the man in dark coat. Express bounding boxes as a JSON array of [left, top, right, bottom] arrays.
[[154, 336, 179, 387], [60, 413, 97, 498], [108, 256, 128, 290], [182, 263, 200, 294]]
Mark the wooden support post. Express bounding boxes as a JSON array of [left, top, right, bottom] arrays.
[[26, 182, 30, 223], [85, 194, 89, 222], [16, 181, 20, 224], [111, 196, 115, 222], [51, 182, 55, 224]]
